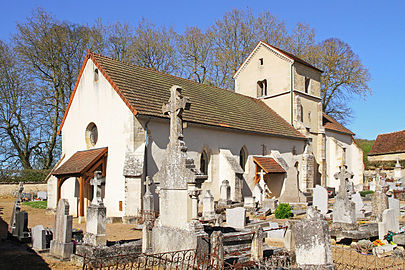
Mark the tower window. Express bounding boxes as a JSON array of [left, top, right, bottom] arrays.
[[240, 147, 248, 172], [259, 58, 264, 65], [257, 79, 267, 97], [305, 77, 310, 93]]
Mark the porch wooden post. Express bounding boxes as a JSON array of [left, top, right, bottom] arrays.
[[79, 176, 85, 217], [56, 178, 61, 203]]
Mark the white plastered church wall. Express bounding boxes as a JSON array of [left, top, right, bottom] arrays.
[[325, 130, 364, 191], [146, 119, 305, 203], [56, 59, 135, 218]]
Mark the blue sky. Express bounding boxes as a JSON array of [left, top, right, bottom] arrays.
[[1, 0, 404, 140]]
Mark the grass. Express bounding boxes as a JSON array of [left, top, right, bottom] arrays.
[[22, 200, 47, 209]]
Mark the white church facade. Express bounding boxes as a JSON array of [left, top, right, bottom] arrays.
[[47, 41, 363, 221]]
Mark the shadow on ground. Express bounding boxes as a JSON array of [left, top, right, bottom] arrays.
[[0, 236, 51, 270]]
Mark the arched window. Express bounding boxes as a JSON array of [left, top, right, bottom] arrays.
[[240, 147, 248, 171], [200, 150, 209, 175], [257, 79, 267, 97]]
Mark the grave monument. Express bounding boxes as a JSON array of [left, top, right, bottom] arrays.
[[50, 199, 73, 259], [83, 171, 106, 246], [151, 85, 207, 253]]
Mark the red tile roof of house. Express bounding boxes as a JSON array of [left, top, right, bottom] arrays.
[[59, 52, 305, 140], [368, 130, 405, 156], [323, 113, 354, 136], [52, 147, 108, 176], [253, 156, 286, 174]]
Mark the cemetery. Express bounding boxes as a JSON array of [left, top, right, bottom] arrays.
[[0, 84, 404, 269]]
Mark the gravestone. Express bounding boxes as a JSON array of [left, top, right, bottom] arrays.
[[264, 222, 285, 239], [151, 85, 207, 254], [50, 199, 73, 259], [394, 158, 403, 180], [14, 211, 30, 242], [351, 192, 365, 218], [378, 209, 399, 240], [32, 225, 47, 250], [37, 191, 47, 201], [251, 226, 264, 262], [371, 176, 389, 222], [313, 185, 328, 215], [292, 207, 334, 269], [226, 207, 246, 229], [202, 190, 215, 220], [332, 166, 358, 230], [388, 197, 400, 218], [243, 197, 256, 209], [143, 176, 154, 212], [9, 182, 23, 235], [83, 171, 106, 246], [219, 180, 231, 206]]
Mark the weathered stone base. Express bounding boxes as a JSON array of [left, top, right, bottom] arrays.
[[151, 223, 207, 254], [76, 240, 142, 258], [393, 233, 405, 246], [83, 232, 107, 246], [298, 264, 336, 269], [330, 223, 378, 241], [50, 240, 73, 260]]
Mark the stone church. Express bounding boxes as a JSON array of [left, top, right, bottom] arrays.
[[47, 40, 363, 221]]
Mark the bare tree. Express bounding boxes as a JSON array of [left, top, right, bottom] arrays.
[[316, 38, 371, 123], [178, 27, 213, 83], [0, 41, 41, 169], [132, 18, 180, 75], [106, 21, 134, 62], [13, 8, 103, 169]]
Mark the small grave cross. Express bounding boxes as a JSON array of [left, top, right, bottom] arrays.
[[162, 85, 191, 147], [91, 171, 104, 205], [145, 176, 153, 195], [334, 165, 353, 198]]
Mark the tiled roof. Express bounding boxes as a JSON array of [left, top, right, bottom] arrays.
[[368, 130, 405, 156], [270, 44, 323, 73], [52, 148, 108, 176], [61, 52, 304, 140], [323, 113, 354, 136], [253, 156, 286, 174]]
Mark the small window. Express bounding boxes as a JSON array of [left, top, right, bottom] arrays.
[[257, 79, 267, 97], [305, 77, 310, 93], [85, 122, 98, 147], [308, 111, 311, 122], [240, 147, 248, 172], [94, 68, 99, 81], [200, 151, 208, 175], [259, 58, 264, 65]]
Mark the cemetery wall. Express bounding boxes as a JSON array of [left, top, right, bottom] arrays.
[[0, 183, 47, 197]]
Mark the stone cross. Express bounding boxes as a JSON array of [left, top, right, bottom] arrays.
[[91, 171, 104, 205], [334, 165, 353, 198], [145, 176, 153, 195], [162, 85, 190, 148]]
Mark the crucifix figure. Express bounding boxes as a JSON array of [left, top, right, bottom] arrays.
[[91, 171, 105, 205], [334, 165, 353, 198], [162, 85, 191, 149]]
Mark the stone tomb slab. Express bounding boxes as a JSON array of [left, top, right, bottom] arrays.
[[226, 207, 246, 229], [264, 222, 285, 239]]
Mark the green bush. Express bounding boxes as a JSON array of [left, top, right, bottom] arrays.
[[274, 203, 292, 219], [360, 190, 374, 197]]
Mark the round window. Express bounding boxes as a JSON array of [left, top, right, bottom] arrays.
[[85, 123, 98, 147]]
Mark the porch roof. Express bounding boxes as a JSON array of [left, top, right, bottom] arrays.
[[253, 156, 286, 174], [52, 147, 108, 177]]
